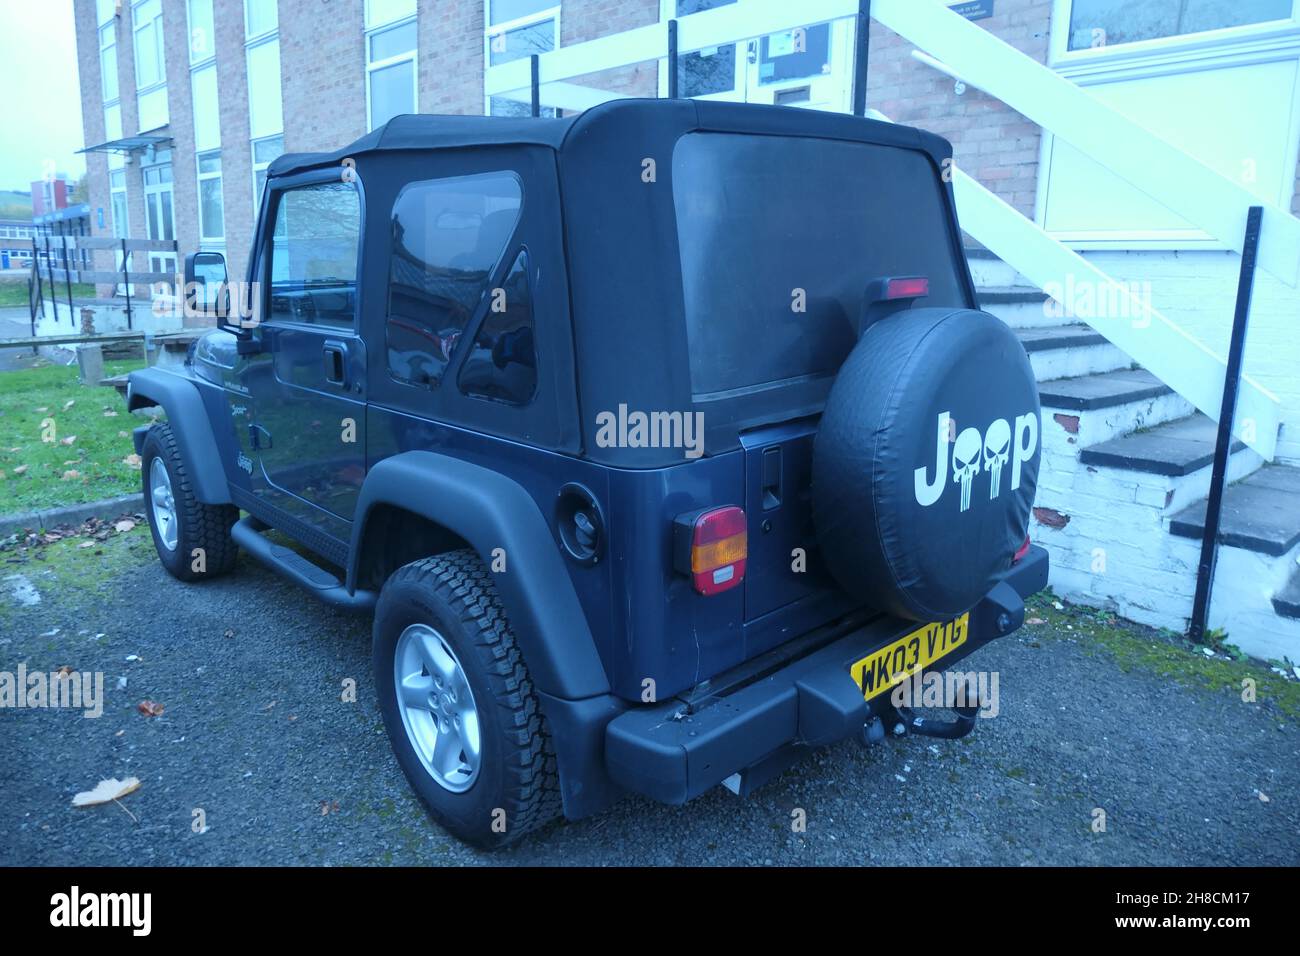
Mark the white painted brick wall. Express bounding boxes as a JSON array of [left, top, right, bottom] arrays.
[[1083, 250, 1300, 464]]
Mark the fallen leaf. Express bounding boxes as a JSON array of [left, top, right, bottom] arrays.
[[122, 454, 142, 469], [72, 777, 141, 808], [117, 431, 129, 439], [1257, 790, 1270, 803], [59, 436, 76, 446], [78, 541, 95, 549], [1026, 617, 1045, 625], [320, 800, 340, 816], [62, 400, 75, 410], [56, 665, 73, 677], [61, 470, 80, 480], [103, 410, 118, 418], [114, 519, 136, 533], [34, 406, 47, 413], [137, 700, 164, 717], [13, 465, 28, 475], [262, 700, 277, 712]]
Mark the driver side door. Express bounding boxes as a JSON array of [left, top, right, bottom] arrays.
[[242, 174, 368, 546]]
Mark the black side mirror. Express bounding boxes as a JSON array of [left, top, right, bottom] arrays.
[[183, 251, 232, 324]]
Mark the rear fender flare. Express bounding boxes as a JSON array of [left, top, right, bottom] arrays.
[[348, 451, 610, 701]]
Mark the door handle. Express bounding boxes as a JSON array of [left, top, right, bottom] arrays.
[[323, 342, 346, 386], [249, 423, 272, 450], [761, 446, 782, 510]]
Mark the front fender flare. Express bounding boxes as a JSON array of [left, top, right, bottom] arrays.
[[348, 452, 610, 701], [127, 367, 231, 505]]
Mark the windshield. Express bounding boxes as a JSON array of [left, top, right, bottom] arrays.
[[672, 132, 968, 399]]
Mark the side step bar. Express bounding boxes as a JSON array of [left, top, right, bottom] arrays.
[[231, 516, 377, 612]]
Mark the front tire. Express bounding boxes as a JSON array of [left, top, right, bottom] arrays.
[[141, 422, 238, 581], [373, 550, 561, 848]]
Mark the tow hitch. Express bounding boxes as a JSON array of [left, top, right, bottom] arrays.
[[860, 681, 984, 745]]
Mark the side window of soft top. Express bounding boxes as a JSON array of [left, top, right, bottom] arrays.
[[385, 171, 530, 393], [265, 181, 361, 329]]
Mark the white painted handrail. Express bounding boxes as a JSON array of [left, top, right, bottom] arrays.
[[866, 106, 1279, 459], [873, 0, 1300, 288]]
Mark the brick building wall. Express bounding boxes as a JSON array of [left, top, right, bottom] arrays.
[[867, 0, 1052, 219], [279, 0, 367, 153], [73, 2, 112, 291]]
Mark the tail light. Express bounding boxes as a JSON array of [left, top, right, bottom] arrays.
[[1013, 534, 1031, 564], [884, 276, 929, 300], [673, 506, 747, 596]]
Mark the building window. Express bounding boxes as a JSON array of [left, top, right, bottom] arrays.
[[132, 0, 168, 130], [99, 23, 119, 102], [191, 62, 220, 152], [246, 37, 283, 140], [366, 3, 417, 130], [386, 172, 523, 389], [188, 0, 215, 64], [252, 134, 284, 210], [197, 151, 224, 244], [484, 3, 560, 117], [245, 0, 278, 40], [1066, 0, 1294, 51], [109, 170, 130, 238]]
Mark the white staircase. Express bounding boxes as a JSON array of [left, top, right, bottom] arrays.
[[973, 249, 1300, 661]]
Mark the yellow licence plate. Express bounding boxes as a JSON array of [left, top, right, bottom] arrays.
[[850, 614, 970, 701]]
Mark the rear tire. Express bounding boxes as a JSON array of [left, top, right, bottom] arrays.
[[141, 422, 238, 581], [373, 550, 561, 848]]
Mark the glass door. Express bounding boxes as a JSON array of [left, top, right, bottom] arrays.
[[142, 158, 176, 276]]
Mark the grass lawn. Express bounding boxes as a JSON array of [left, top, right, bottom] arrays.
[[0, 358, 148, 513], [0, 278, 98, 310]]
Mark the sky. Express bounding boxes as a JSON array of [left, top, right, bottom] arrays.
[[0, 0, 86, 193]]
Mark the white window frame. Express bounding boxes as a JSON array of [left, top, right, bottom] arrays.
[[365, 14, 419, 130], [1036, 0, 1300, 248], [131, 0, 167, 93], [99, 22, 119, 103], [188, 0, 216, 66], [244, 0, 278, 42], [1049, 0, 1300, 67], [196, 149, 225, 246], [251, 134, 284, 216], [482, 4, 562, 117]]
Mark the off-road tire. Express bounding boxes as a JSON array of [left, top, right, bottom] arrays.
[[141, 422, 238, 581], [373, 550, 561, 848]]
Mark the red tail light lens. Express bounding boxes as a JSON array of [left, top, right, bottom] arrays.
[[675, 506, 747, 596], [885, 276, 930, 300], [1013, 534, 1031, 563]]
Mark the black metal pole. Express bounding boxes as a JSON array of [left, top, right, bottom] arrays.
[[852, 0, 872, 116], [668, 19, 678, 99], [44, 237, 56, 321], [122, 239, 133, 330], [1188, 205, 1263, 643], [62, 235, 73, 322], [530, 53, 540, 117]]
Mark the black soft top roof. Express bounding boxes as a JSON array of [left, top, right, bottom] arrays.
[[268, 113, 577, 177]]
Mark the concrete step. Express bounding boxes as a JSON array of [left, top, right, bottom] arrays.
[[978, 286, 1059, 329], [1038, 368, 1194, 448], [1017, 324, 1133, 380], [965, 247, 1038, 290], [1274, 567, 1300, 619], [1079, 413, 1245, 477], [1169, 465, 1300, 557]]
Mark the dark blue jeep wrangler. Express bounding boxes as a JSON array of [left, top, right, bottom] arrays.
[[129, 99, 1047, 847]]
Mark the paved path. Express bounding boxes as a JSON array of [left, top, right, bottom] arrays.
[[2, 534, 1297, 866]]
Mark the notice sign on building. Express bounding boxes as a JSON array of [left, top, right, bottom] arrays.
[[949, 0, 994, 21]]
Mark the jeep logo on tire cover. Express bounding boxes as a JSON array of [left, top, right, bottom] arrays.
[[913, 410, 1039, 513]]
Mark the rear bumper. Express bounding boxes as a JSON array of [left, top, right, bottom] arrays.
[[605, 545, 1048, 805]]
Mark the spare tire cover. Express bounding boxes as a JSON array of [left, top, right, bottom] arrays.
[[813, 308, 1041, 622]]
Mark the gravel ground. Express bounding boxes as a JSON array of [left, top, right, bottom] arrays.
[[2, 528, 1298, 866]]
